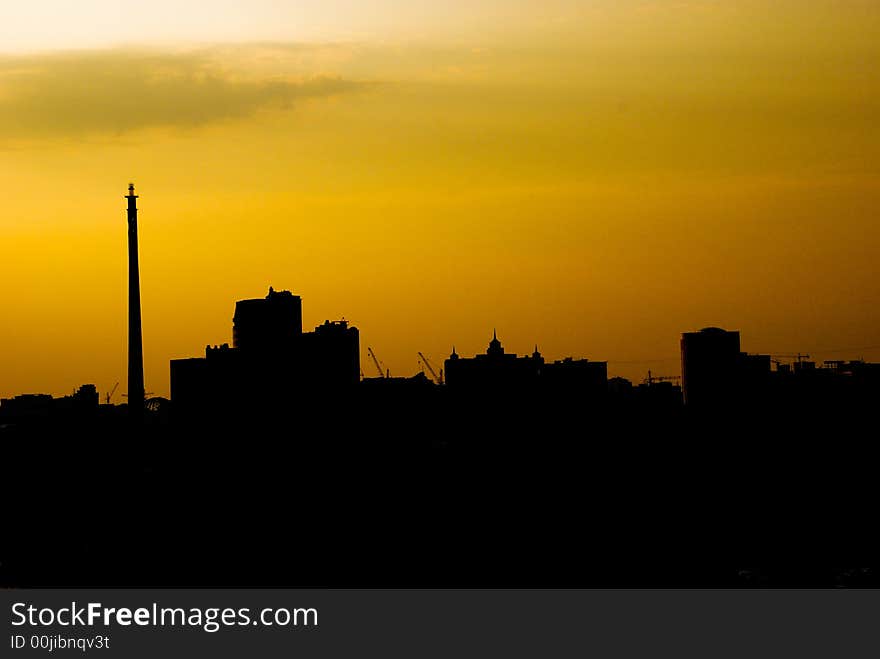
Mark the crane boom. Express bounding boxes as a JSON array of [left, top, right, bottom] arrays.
[[418, 352, 442, 384], [770, 353, 810, 363], [106, 381, 119, 405], [367, 347, 386, 378]]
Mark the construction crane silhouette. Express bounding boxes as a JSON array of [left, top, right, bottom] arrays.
[[770, 353, 811, 365], [417, 352, 443, 385], [643, 370, 681, 385], [367, 346, 389, 378], [105, 382, 119, 405]]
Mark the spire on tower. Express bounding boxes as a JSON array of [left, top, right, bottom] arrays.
[[488, 329, 504, 356]]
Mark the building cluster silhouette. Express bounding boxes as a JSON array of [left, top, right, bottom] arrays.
[[6, 185, 876, 426], [3, 186, 878, 588], [0, 384, 99, 424], [3, 287, 878, 428], [443, 332, 608, 400], [680, 326, 880, 412], [170, 287, 359, 420]]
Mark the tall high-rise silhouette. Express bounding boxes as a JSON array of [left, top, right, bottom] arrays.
[[126, 183, 145, 421]]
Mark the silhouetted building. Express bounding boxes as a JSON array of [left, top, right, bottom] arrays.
[[170, 288, 359, 418], [681, 328, 741, 407], [608, 376, 634, 398], [360, 372, 436, 394], [444, 332, 543, 392], [302, 319, 361, 388], [0, 384, 99, 423], [635, 379, 683, 409], [71, 384, 99, 408], [769, 357, 880, 410], [542, 357, 608, 397], [739, 352, 772, 403], [677, 327, 880, 410], [0, 394, 54, 420], [233, 287, 302, 350], [444, 332, 607, 402]]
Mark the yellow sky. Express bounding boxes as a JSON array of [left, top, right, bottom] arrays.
[[1, 2, 879, 398]]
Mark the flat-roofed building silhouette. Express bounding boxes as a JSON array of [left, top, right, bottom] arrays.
[[681, 327, 775, 408], [542, 357, 608, 397], [170, 288, 359, 419], [680, 327, 742, 407], [233, 287, 303, 351]]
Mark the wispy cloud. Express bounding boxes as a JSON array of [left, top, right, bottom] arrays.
[[0, 48, 364, 140]]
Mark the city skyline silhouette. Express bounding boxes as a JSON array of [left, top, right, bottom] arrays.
[[3, 8, 880, 400], [2, 2, 879, 589], [3, 176, 878, 402]]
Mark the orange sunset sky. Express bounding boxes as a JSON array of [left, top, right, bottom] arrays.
[[1, 1, 879, 399]]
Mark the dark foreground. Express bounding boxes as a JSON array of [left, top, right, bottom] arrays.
[[2, 392, 876, 587]]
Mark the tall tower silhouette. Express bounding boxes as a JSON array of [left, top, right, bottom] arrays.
[[126, 183, 145, 421]]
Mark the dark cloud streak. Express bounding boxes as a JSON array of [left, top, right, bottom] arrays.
[[0, 48, 363, 139]]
